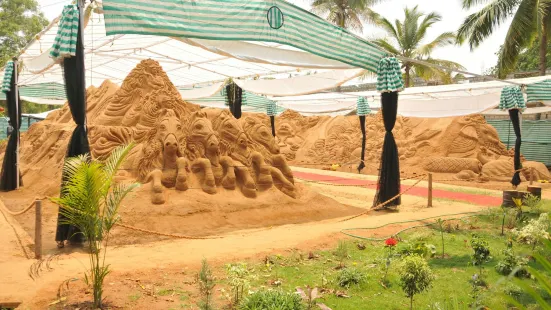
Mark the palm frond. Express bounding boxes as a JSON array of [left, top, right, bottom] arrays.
[[367, 10, 398, 39], [403, 6, 423, 51], [417, 32, 457, 56], [373, 38, 401, 55], [496, 0, 540, 78], [416, 12, 443, 44], [101, 143, 135, 193], [457, 0, 520, 49], [103, 182, 140, 231], [462, 0, 495, 9]]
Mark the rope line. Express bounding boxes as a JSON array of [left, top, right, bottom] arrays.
[[115, 223, 223, 240], [339, 175, 427, 223], [0, 197, 47, 216]]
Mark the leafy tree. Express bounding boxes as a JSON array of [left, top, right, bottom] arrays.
[[368, 6, 465, 87], [487, 40, 551, 76], [0, 0, 49, 67], [398, 255, 434, 310], [457, 0, 551, 78], [51, 144, 139, 309], [310, 0, 383, 32]]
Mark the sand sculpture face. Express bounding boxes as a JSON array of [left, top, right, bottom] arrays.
[[242, 117, 280, 155], [156, 109, 183, 157]]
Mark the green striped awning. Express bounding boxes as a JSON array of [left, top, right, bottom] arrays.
[[499, 86, 526, 111], [243, 91, 283, 114], [50, 5, 79, 61], [376, 57, 404, 93], [0, 83, 66, 101], [356, 97, 371, 116], [2, 61, 14, 93], [526, 79, 551, 103], [266, 100, 278, 116], [102, 0, 387, 73]]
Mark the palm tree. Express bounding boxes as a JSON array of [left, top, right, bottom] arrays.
[[311, 0, 382, 32], [368, 6, 465, 87], [457, 0, 551, 78], [51, 144, 139, 308]]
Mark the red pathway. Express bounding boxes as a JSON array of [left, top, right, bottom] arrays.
[[294, 171, 502, 207]]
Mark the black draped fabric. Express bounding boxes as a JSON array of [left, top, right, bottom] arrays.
[[373, 92, 400, 208], [270, 115, 276, 137], [226, 83, 243, 119], [509, 109, 522, 187], [0, 69, 23, 191], [55, 18, 88, 244], [357, 115, 366, 172]]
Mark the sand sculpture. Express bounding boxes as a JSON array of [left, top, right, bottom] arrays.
[[1, 59, 548, 201]]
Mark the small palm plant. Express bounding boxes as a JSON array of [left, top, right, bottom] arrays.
[[51, 144, 139, 308]]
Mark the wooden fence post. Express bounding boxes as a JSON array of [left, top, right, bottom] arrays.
[[35, 200, 42, 259], [428, 173, 433, 208], [529, 167, 535, 185]]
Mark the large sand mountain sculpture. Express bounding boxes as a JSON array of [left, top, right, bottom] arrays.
[[3, 59, 549, 202]]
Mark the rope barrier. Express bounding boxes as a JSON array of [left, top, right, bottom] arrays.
[[115, 222, 223, 240], [340, 210, 485, 241], [0, 197, 47, 216], [339, 175, 427, 223]]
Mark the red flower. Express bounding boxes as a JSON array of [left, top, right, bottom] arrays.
[[385, 238, 398, 247]]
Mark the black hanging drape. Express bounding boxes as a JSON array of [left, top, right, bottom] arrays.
[[357, 115, 366, 172], [55, 15, 89, 244], [0, 67, 22, 191], [508, 109, 522, 187], [270, 115, 276, 137], [226, 83, 243, 119], [373, 92, 400, 208]]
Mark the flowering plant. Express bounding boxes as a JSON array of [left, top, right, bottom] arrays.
[[512, 213, 550, 250], [385, 237, 398, 247], [383, 237, 398, 284]]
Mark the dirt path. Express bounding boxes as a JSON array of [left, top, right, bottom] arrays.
[[0, 168, 512, 307]]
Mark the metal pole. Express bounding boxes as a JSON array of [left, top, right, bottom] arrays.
[[35, 200, 42, 259], [78, 0, 87, 133], [12, 57, 19, 189]]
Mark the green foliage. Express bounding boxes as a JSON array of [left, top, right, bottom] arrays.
[[336, 267, 366, 288], [368, 5, 464, 87], [50, 144, 139, 309], [495, 248, 529, 278], [524, 194, 544, 214], [239, 289, 305, 310], [398, 255, 435, 310], [512, 213, 551, 250], [436, 218, 446, 258], [457, 0, 551, 78], [334, 240, 349, 267], [310, 0, 381, 32], [198, 259, 216, 310], [0, 0, 49, 67], [470, 234, 491, 268], [399, 242, 437, 259], [226, 263, 252, 307]]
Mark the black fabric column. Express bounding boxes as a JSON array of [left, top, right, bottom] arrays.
[[226, 83, 243, 119], [373, 92, 400, 208], [357, 115, 366, 172], [0, 69, 22, 191], [508, 109, 522, 187], [270, 115, 276, 137], [55, 17, 89, 245]]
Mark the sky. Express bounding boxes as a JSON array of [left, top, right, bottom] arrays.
[[38, 0, 512, 75]]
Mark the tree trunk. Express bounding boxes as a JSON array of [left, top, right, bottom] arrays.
[[540, 21, 548, 76], [410, 296, 413, 310], [405, 65, 411, 88]]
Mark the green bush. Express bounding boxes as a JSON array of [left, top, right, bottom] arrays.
[[336, 267, 366, 288], [399, 242, 436, 258], [239, 290, 305, 310], [398, 255, 434, 310], [495, 248, 529, 278]]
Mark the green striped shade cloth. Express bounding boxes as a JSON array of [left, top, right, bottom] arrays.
[[102, 0, 386, 73], [526, 79, 551, 103], [0, 82, 66, 101], [499, 86, 526, 111], [2, 61, 14, 93], [356, 96, 371, 116], [376, 57, 404, 93], [50, 5, 79, 61], [266, 100, 278, 116]]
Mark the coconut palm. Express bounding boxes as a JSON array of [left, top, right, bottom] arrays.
[[458, 0, 551, 78], [51, 144, 139, 308], [369, 6, 465, 87], [311, 0, 382, 32]]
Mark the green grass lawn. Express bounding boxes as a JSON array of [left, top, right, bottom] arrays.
[[217, 202, 551, 310]]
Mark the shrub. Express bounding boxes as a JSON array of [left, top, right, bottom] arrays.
[[523, 194, 542, 214], [512, 213, 550, 250], [239, 290, 305, 310], [470, 234, 491, 270], [336, 267, 366, 288], [495, 248, 529, 278], [398, 256, 434, 310], [399, 242, 436, 258], [198, 259, 216, 310], [334, 240, 349, 268], [226, 263, 252, 307]]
